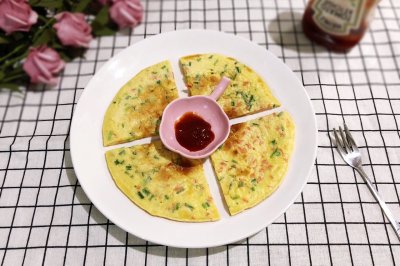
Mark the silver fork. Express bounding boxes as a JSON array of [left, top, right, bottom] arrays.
[[333, 124, 400, 240]]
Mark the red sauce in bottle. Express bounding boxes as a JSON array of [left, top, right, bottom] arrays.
[[175, 112, 215, 152], [302, 0, 379, 52]]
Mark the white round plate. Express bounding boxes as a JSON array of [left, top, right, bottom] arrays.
[[70, 30, 317, 248]]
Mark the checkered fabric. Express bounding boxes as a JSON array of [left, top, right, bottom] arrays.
[[1, 0, 400, 265]]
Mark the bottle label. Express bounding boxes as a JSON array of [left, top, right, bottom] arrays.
[[312, 0, 365, 36]]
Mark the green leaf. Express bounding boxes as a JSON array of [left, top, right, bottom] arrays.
[[73, 0, 92, 12], [92, 25, 116, 36], [0, 36, 10, 44], [52, 42, 64, 49], [93, 6, 110, 26], [91, 6, 117, 36], [29, 0, 40, 5], [0, 83, 21, 92], [10, 32, 26, 42], [58, 51, 73, 62], [30, 0, 64, 9], [0, 71, 5, 81], [33, 28, 55, 46], [57, 48, 86, 62]]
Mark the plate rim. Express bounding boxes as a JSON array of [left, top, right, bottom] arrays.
[[70, 29, 318, 248]]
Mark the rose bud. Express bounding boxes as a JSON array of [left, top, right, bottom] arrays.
[[0, 0, 38, 35], [53, 12, 93, 48], [109, 0, 143, 29], [23, 46, 65, 85]]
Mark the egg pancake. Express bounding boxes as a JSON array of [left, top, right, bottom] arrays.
[[105, 141, 220, 222], [180, 54, 280, 118], [211, 112, 295, 215], [103, 61, 179, 146]]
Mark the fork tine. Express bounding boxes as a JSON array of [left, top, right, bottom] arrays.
[[333, 128, 341, 147], [339, 126, 350, 152], [344, 124, 359, 152], [333, 128, 346, 156]]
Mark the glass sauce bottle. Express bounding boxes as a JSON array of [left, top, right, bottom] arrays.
[[302, 0, 379, 52]]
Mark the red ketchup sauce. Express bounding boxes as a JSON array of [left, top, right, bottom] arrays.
[[175, 112, 215, 152]]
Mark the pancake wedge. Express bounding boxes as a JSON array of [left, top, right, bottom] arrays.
[[211, 112, 295, 215], [103, 61, 179, 146], [180, 54, 280, 118], [106, 141, 220, 222]]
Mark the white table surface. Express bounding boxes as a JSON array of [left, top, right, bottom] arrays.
[[0, 0, 399, 265]]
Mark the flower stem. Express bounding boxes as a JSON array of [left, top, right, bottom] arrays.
[[0, 44, 27, 64], [3, 72, 26, 83], [1, 52, 28, 70], [32, 17, 55, 42], [38, 15, 48, 23]]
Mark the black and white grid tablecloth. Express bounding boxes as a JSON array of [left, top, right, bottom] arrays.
[[1, 0, 400, 265]]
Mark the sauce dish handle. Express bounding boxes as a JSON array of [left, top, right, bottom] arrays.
[[209, 76, 231, 101]]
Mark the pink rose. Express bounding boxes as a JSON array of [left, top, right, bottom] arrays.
[[109, 0, 143, 29], [23, 46, 65, 85], [53, 12, 92, 48], [0, 0, 38, 35]]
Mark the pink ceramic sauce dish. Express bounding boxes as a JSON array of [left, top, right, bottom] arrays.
[[159, 77, 231, 159]]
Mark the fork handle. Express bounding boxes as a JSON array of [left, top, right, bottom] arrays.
[[355, 167, 400, 240]]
